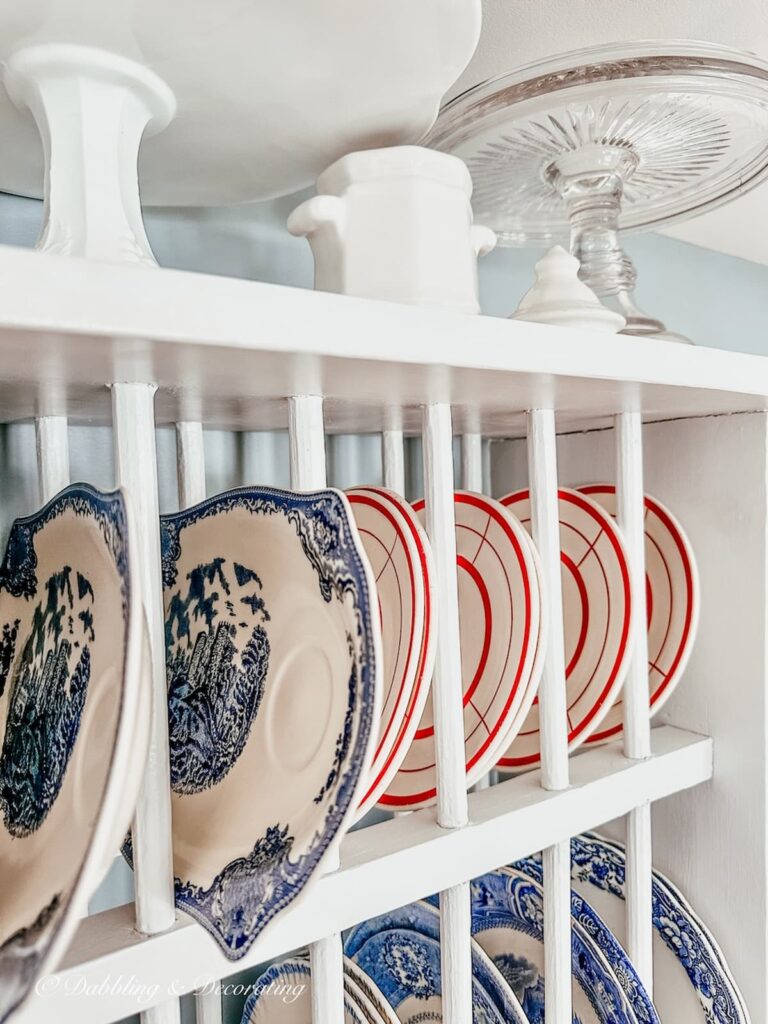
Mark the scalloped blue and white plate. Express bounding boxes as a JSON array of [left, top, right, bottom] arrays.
[[345, 898, 527, 1024], [510, 860, 659, 1024], [158, 486, 381, 959], [0, 484, 146, 1023], [566, 833, 749, 1024], [470, 867, 646, 1024]]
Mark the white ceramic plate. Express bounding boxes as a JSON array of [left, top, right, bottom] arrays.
[[0, 484, 146, 1023], [155, 486, 381, 959], [568, 833, 748, 1024], [346, 488, 429, 817], [0, 0, 480, 205], [382, 491, 540, 810], [497, 487, 632, 769], [577, 485, 700, 744]]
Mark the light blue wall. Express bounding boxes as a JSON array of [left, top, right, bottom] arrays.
[[1, 190, 766, 353]]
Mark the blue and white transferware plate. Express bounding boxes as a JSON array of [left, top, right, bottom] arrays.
[[510, 860, 659, 1024], [241, 958, 364, 1024], [346, 925, 515, 1024], [345, 956, 400, 1024], [159, 486, 381, 959], [565, 833, 749, 1024], [345, 899, 527, 1024], [469, 867, 644, 1024], [0, 484, 145, 1023]]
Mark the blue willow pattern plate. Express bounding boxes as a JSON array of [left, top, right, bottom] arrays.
[[345, 898, 527, 1024], [468, 868, 638, 1024], [347, 925, 512, 1024], [157, 487, 379, 959], [565, 833, 749, 1024], [510, 859, 658, 1024], [0, 485, 134, 1023]]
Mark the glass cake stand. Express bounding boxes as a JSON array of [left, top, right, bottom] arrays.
[[425, 41, 768, 342]]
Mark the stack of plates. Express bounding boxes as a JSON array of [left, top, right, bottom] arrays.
[[243, 832, 748, 1024]]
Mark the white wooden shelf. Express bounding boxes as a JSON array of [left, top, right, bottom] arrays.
[[1, 244, 768, 434], [15, 725, 711, 1024]]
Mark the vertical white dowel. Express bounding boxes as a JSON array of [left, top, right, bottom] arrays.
[[382, 428, 405, 494], [112, 382, 180, 1024], [460, 431, 483, 493], [175, 419, 221, 1024], [422, 402, 472, 1024], [289, 394, 344, 1024], [35, 415, 70, 502], [176, 421, 206, 508], [616, 410, 653, 994], [527, 408, 571, 1024], [461, 430, 492, 791]]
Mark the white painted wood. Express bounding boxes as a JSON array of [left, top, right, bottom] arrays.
[[422, 403, 472, 1024], [287, 392, 344, 1024], [111, 383, 179, 1024], [527, 408, 571, 1024], [615, 410, 654, 992], [15, 726, 710, 1024], [422, 403, 468, 829], [382, 428, 405, 493], [289, 395, 326, 490], [439, 883, 473, 1024], [175, 420, 206, 507], [1, 247, 768, 435], [173, 420, 220, 1024], [527, 410, 570, 792], [35, 414, 70, 502], [460, 431, 483, 493]]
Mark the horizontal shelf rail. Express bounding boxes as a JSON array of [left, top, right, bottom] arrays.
[[16, 725, 712, 1024], [0, 245, 767, 434]]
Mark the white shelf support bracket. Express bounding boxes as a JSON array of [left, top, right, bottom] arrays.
[[527, 407, 571, 1024], [112, 381, 180, 1024], [288, 393, 344, 1024], [422, 402, 472, 1024], [615, 409, 653, 994]]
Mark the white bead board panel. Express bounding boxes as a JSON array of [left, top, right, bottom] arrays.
[[1, 245, 768, 434], [491, 410, 768, 1020]]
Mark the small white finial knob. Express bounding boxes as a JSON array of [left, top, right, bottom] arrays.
[[511, 246, 626, 333]]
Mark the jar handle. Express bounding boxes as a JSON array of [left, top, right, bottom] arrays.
[[471, 224, 497, 258], [287, 195, 347, 240]]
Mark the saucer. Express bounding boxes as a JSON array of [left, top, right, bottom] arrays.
[[158, 486, 381, 959], [382, 491, 540, 808], [0, 485, 145, 1022], [577, 486, 700, 743], [241, 958, 364, 1024], [346, 488, 430, 817], [497, 487, 632, 769]]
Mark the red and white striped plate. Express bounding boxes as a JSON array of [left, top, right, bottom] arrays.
[[381, 491, 540, 809], [497, 487, 633, 770], [578, 484, 700, 744], [346, 487, 434, 817]]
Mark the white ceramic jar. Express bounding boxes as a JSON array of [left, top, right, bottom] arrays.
[[288, 145, 495, 314]]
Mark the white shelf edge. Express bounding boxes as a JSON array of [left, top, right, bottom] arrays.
[[1, 243, 768, 407], [16, 725, 711, 1024]]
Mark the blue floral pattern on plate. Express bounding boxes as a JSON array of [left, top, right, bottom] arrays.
[[513, 857, 658, 1024], [466, 869, 638, 1024], [157, 486, 378, 959], [0, 484, 131, 1024], [345, 898, 527, 1023], [564, 833, 749, 1024]]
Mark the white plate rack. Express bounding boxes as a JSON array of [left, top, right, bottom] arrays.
[[7, 238, 768, 1024]]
